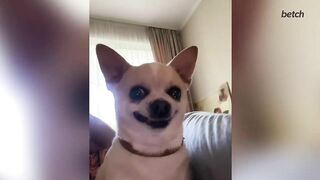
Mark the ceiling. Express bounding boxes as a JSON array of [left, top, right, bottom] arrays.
[[90, 0, 202, 30]]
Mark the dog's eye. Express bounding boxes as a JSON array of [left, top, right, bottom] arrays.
[[167, 86, 181, 101], [129, 86, 149, 102]]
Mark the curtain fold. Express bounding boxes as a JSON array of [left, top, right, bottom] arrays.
[[147, 27, 194, 111], [147, 27, 183, 63]]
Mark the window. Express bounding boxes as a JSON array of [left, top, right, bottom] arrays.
[[89, 19, 154, 130]]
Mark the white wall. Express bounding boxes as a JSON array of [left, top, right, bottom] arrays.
[[181, 0, 231, 111]]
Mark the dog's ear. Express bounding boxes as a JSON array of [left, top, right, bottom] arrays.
[[168, 46, 198, 86], [96, 44, 131, 89]]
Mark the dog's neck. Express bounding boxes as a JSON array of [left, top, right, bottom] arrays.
[[118, 137, 184, 157], [117, 125, 184, 155]]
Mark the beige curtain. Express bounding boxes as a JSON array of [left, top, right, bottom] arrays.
[[147, 27, 194, 111]]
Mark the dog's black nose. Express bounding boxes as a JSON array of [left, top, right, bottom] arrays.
[[149, 99, 171, 119]]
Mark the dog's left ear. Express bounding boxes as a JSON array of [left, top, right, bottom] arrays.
[[168, 46, 198, 86], [96, 44, 131, 90]]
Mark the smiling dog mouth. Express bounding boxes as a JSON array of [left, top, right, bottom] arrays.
[[133, 111, 174, 129]]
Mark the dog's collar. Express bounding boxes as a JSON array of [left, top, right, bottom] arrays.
[[118, 138, 184, 157]]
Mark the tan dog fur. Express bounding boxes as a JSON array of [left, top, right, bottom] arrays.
[[95, 44, 197, 180]]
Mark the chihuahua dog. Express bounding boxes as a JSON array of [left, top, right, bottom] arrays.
[[95, 44, 197, 180]]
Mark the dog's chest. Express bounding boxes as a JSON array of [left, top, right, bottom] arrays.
[[96, 138, 190, 180]]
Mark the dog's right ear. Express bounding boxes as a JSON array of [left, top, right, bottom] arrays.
[[96, 44, 131, 89], [168, 46, 198, 87]]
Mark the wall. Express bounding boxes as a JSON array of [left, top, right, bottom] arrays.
[[181, 0, 231, 112]]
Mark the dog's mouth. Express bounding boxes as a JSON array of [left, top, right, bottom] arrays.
[[133, 111, 176, 129]]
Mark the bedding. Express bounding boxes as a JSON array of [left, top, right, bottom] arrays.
[[183, 112, 231, 180]]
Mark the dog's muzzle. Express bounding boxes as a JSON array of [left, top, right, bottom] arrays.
[[133, 111, 172, 129], [149, 99, 171, 119]]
